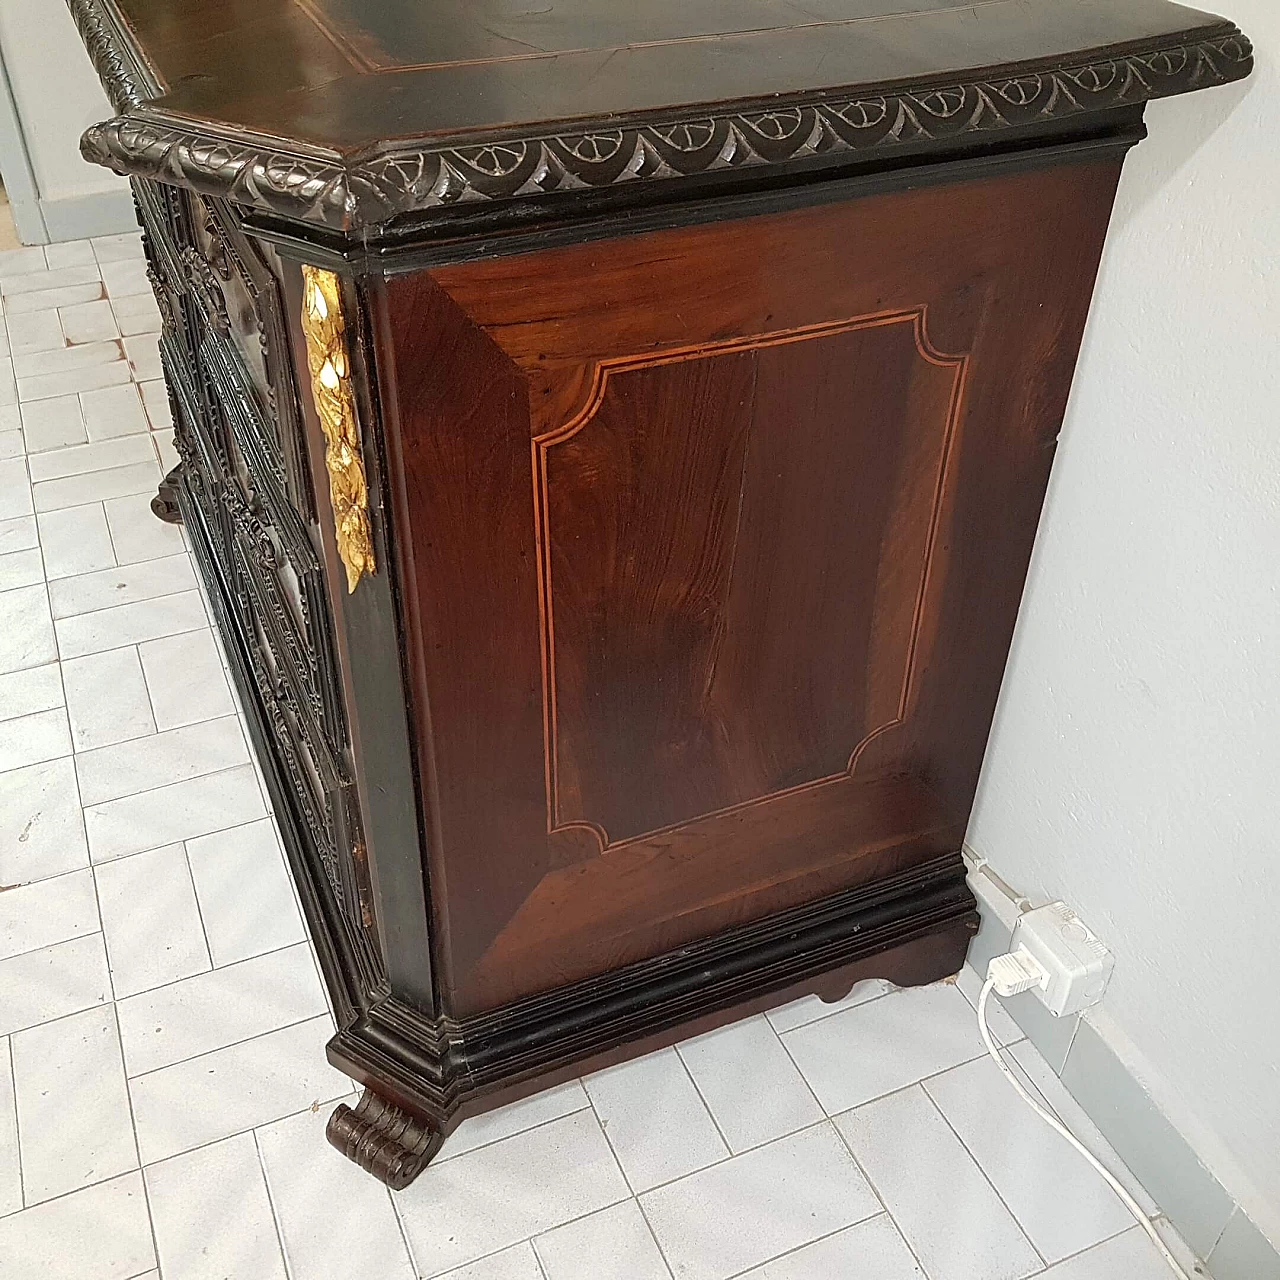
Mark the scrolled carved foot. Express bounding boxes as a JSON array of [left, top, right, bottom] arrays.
[[327, 1089, 444, 1189], [151, 466, 184, 525]]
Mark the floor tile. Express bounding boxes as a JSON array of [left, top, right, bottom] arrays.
[[91, 233, 144, 265], [110, 291, 162, 337], [48, 551, 195, 619], [1039, 1227, 1184, 1279], [129, 1015, 349, 1164], [535, 1199, 672, 1280], [0, 933, 111, 1037], [395, 1109, 630, 1277], [81, 383, 149, 440], [1, 264, 100, 297], [37, 502, 116, 579], [0, 546, 42, 590], [95, 844, 211, 997], [59, 299, 119, 345], [4, 281, 104, 315], [925, 1055, 1134, 1264], [678, 1015, 823, 1153], [0, 430, 22, 461], [584, 1047, 728, 1192], [55, 587, 206, 658], [0, 1036, 19, 1216], [0, 757, 89, 884], [739, 1214, 926, 1279], [11, 1004, 137, 1203], [0, 246, 47, 278], [78, 715, 248, 807], [5, 309, 63, 357], [104, 490, 183, 562], [154, 427, 179, 473], [33, 458, 158, 512], [139, 627, 236, 729], [18, 395, 86, 452], [145, 1132, 287, 1280], [62, 645, 157, 750], [85, 763, 266, 862], [0, 457, 32, 521], [0, 706, 72, 772], [765, 978, 895, 1034], [438, 1244, 545, 1280], [0, 662, 62, 725], [439, 1079, 592, 1164], [836, 1086, 1042, 1280], [0, 582, 55, 674], [123, 334, 163, 381], [18, 359, 133, 404], [0, 1170, 155, 1280], [43, 242, 97, 272], [781, 981, 986, 1114], [14, 340, 121, 382], [138, 378, 172, 430], [0, 514, 37, 555], [257, 1102, 416, 1280], [640, 1123, 879, 1280], [28, 432, 155, 484], [117, 942, 325, 1076], [100, 258, 152, 298], [0, 868, 98, 961], [185, 818, 306, 966]]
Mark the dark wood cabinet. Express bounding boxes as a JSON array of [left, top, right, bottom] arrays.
[[71, 0, 1251, 1187]]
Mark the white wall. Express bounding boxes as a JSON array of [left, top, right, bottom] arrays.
[[0, 0, 134, 240], [969, 0, 1280, 1245]]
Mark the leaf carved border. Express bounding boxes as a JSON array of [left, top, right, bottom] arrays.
[[532, 308, 969, 856], [66, 2, 1252, 232]]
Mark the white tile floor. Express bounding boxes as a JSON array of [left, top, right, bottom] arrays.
[[0, 234, 1204, 1280]]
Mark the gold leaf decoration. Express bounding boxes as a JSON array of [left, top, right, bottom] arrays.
[[300, 264, 376, 593]]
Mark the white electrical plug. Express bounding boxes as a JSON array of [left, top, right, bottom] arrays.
[[1009, 901, 1114, 1017]]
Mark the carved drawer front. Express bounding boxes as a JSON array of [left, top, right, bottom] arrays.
[[131, 176, 380, 962]]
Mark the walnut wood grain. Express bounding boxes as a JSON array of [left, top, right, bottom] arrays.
[[374, 158, 1122, 1013]]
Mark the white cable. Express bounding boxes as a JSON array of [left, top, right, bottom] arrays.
[[977, 977, 1190, 1280]]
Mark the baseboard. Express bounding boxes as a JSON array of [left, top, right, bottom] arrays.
[[964, 852, 1280, 1280], [39, 187, 136, 242]]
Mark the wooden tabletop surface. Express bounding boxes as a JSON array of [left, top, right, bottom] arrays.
[[94, 0, 1242, 147]]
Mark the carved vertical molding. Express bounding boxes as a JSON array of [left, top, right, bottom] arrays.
[[300, 266, 376, 593]]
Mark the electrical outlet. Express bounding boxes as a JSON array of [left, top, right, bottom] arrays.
[[1011, 901, 1114, 1017]]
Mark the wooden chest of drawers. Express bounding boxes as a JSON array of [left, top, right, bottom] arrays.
[[70, 0, 1251, 1185]]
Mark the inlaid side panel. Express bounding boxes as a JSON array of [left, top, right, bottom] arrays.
[[541, 315, 963, 852], [377, 160, 1123, 1014]]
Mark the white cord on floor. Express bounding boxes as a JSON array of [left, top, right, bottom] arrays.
[[976, 978, 1191, 1280]]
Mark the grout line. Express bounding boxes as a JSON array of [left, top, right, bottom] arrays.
[[6, 1033, 25, 1214], [178, 839, 215, 975], [671, 1042, 733, 1156], [125, 1011, 335, 1085], [826, 1104, 932, 1280], [720, 1214, 893, 1280], [917, 1079, 1048, 1268], [251, 1127, 295, 1280]]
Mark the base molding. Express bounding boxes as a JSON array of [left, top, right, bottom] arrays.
[[325, 856, 977, 1183]]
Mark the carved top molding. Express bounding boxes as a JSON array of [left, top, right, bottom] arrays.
[[68, 0, 1252, 234]]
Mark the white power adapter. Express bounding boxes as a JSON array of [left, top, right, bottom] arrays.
[[987, 901, 1114, 1017]]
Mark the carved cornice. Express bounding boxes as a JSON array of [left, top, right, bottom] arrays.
[[66, 0, 162, 112], [76, 26, 1252, 233]]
